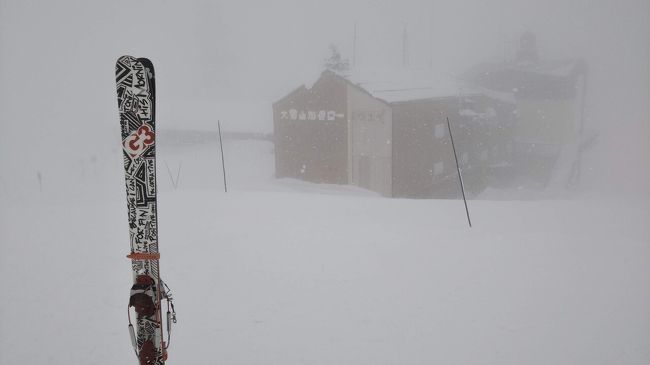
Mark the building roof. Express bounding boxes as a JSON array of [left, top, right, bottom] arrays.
[[351, 67, 518, 105], [275, 67, 518, 110], [462, 59, 587, 98], [349, 68, 462, 103], [465, 59, 586, 80]]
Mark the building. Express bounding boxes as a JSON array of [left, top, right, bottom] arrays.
[[273, 70, 516, 198], [390, 93, 516, 198], [274, 32, 591, 196], [273, 70, 392, 196], [463, 32, 589, 188]]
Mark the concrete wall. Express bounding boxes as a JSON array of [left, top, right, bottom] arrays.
[[273, 75, 348, 184], [391, 97, 464, 198], [391, 95, 516, 198]]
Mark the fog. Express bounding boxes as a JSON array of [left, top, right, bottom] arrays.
[[0, 1, 649, 363], [0, 0, 648, 197]]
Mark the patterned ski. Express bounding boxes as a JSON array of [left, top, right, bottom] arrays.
[[116, 55, 174, 365]]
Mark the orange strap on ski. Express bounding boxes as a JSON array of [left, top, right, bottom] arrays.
[[127, 252, 161, 260]]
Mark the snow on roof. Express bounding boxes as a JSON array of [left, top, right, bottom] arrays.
[[351, 68, 517, 104], [526, 59, 583, 77], [348, 67, 464, 103], [281, 67, 517, 107], [461, 59, 586, 99], [464, 59, 584, 81], [458, 84, 517, 104], [363, 83, 460, 103]]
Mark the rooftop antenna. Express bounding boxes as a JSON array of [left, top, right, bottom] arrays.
[[402, 22, 409, 68], [428, 2, 434, 69], [447, 117, 472, 228], [353, 21, 358, 69]]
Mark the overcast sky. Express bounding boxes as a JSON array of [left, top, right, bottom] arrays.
[[1, 0, 647, 96], [0, 0, 648, 194]]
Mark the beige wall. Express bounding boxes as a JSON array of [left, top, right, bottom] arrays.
[[347, 85, 393, 196]]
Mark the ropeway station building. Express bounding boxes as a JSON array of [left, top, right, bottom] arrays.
[[273, 34, 589, 198], [273, 69, 517, 198]]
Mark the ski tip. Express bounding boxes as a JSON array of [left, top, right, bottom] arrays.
[[116, 55, 153, 68], [138, 57, 155, 74], [116, 55, 135, 63]]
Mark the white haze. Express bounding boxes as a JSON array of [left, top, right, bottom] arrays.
[[0, 0, 649, 364], [0, 0, 648, 196]]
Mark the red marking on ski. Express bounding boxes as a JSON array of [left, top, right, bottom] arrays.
[[123, 124, 155, 158], [127, 252, 161, 260]]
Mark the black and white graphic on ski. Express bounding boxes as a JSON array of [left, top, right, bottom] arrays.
[[116, 55, 175, 365]]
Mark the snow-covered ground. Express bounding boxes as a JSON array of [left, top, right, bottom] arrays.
[[0, 139, 648, 364], [0, 1, 648, 363]]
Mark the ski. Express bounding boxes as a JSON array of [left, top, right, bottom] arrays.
[[115, 55, 176, 365]]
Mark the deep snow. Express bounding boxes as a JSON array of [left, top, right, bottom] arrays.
[[1, 1, 649, 363], [0, 139, 648, 364]]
